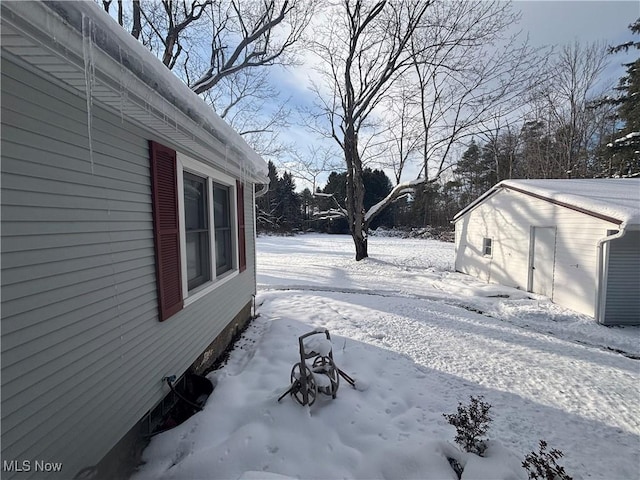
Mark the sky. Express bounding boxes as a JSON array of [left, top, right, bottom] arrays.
[[277, 1, 640, 107], [273, 1, 639, 191], [515, 1, 637, 48], [514, 1, 639, 81]]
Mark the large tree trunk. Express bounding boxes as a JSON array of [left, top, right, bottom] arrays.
[[344, 123, 368, 260], [353, 232, 368, 261], [131, 0, 141, 39]]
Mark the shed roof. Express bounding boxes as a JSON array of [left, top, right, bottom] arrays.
[[453, 178, 640, 226], [1, 0, 268, 184]]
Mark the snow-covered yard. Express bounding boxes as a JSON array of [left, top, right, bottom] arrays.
[[133, 234, 640, 480]]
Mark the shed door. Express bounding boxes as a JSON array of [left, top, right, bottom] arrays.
[[530, 227, 556, 298]]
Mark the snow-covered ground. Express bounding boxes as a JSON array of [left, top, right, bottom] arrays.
[[133, 234, 640, 480]]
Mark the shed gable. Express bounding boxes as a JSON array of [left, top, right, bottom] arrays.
[[454, 187, 621, 318]]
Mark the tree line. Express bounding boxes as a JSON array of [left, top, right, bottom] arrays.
[[256, 160, 458, 234]]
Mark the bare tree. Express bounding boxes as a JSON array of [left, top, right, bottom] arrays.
[[409, 1, 538, 182], [201, 67, 293, 159], [191, 0, 314, 94], [310, 0, 431, 260], [369, 78, 423, 184], [121, 0, 313, 89], [102, 0, 124, 26], [131, 0, 141, 38], [547, 41, 611, 177], [309, 0, 537, 260], [518, 41, 612, 178], [103, 0, 314, 157], [282, 144, 343, 193]]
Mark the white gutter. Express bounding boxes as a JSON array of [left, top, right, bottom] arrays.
[[594, 223, 628, 324], [2, 1, 269, 184]]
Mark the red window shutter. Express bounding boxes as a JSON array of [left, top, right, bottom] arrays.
[[149, 141, 183, 321], [236, 180, 247, 272]]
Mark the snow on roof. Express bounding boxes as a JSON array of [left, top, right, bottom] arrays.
[[3, 1, 268, 182], [454, 178, 640, 226]]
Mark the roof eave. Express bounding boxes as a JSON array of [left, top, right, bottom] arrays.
[[453, 180, 628, 226], [1, 1, 269, 185]]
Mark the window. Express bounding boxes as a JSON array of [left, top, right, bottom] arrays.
[[184, 172, 211, 290], [236, 180, 246, 272], [180, 164, 238, 297], [483, 237, 493, 257], [213, 182, 232, 276], [149, 141, 248, 321]]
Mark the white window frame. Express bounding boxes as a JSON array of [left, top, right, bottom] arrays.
[[177, 152, 239, 306], [482, 237, 493, 257]]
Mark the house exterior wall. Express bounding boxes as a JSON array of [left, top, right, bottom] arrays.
[[454, 188, 619, 318], [604, 230, 640, 325], [1, 55, 257, 479]]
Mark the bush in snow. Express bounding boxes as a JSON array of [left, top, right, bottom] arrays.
[[522, 440, 572, 480], [443, 395, 492, 456]]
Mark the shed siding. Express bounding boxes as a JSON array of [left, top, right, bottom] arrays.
[[1, 57, 257, 478], [604, 231, 640, 325], [454, 188, 618, 317]]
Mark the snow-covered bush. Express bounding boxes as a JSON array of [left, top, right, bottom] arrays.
[[443, 395, 492, 456], [522, 440, 572, 480], [369, 226, 455, 242]]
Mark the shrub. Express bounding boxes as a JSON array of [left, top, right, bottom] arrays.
[[443, 395, 492, 456], [522, 440, 572, 480]]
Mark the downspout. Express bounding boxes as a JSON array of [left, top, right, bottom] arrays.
[[595, 223, 627, 324]]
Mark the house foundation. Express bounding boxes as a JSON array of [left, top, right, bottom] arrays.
[[85, 301, 254, 480]]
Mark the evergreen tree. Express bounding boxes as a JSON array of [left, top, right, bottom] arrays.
[[482, 132, 520, 182], [362, 169, 394, 229], [256, 160, 281, 232], [317, 168, 394, 233], [299, 188, 315, 231], [453, 140, 495, 205], [256, 161, 302, 233], [277, 172, 301, 232], [404, 181, 462, 228], [602, 19, 640, 177], [320, 172, 349, 233]]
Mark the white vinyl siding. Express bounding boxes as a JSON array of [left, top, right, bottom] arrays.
[[1, 55, 257, 479]]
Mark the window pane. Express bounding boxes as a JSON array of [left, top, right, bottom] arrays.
[[213, 183, 232, 275], [214, 184, 230, 228], [483, 238, 492, 256], [184, 173, 207, 230], [186, 232, 209, 289], [184, 172, 210, 290], [215, 229, 232, 274]]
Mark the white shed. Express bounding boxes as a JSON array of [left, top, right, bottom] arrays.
[[453, 179, 640, 325]]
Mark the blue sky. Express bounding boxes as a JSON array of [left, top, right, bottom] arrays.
[[515, 1, 638, 82], [515, 1, 637, 48]]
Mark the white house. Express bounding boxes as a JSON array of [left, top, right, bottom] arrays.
[[453, 179, 640, 325], [1, 2, 268, 479]]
